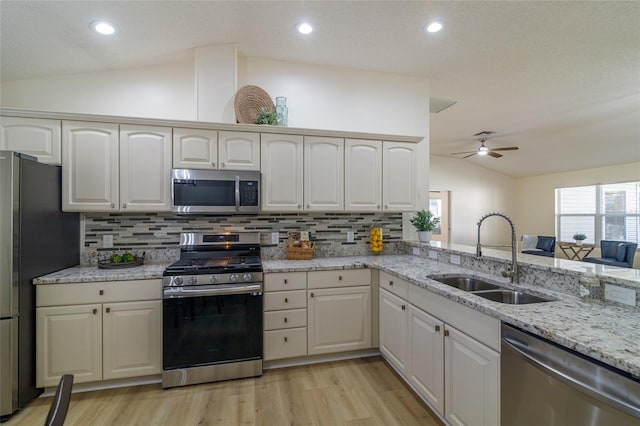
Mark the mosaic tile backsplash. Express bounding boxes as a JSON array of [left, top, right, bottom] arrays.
[[82, 212, 404, 264]]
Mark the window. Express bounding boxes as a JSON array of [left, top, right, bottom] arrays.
[[556, 182, 640, 245]]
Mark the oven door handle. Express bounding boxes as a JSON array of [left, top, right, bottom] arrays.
[[163, 283, 262, 299], [235, 175, 240, 212]]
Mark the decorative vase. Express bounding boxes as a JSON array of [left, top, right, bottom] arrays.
[[275, 96, 288, 127], [418, 231, 432, 243], [370, 227, 383, 254]]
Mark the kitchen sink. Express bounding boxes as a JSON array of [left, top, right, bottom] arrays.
[[428, 274, 554, 304], [429, 275, 501, 292], [473, 290, 554, 305]]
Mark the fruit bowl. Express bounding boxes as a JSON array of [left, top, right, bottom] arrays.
[[98, 253, 144, 269]]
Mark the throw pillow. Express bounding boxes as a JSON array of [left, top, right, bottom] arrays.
[[616, 243, 627, 262], [522, 235, 538, 251], [536, 236, 555, 252], [602, 242, 618, 259]]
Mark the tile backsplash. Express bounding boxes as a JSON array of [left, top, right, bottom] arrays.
[[82, 212, 404, 264]]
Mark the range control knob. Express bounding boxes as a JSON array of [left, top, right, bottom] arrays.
[[173, 277, 183, 286], [209, 275, 219, 284], [229, 274, 239, 282], [242, 273, 253, 282], [187, 276, 197, 285]]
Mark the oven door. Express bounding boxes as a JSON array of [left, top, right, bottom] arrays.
[[162, 283, 263, 371]]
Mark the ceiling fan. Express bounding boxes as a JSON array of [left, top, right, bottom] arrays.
[[452, 131, 519, 159]]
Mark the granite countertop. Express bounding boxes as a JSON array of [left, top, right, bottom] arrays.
[[34, 254, 640, 378]]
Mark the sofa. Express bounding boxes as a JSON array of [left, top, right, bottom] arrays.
[[583, 240, 637, 268], [521, 235, 556, 257]]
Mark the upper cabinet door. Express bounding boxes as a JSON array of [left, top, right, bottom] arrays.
[[120, 125, 172, 212], [345, 139, 382, 211], [382, 141, 417, 211], [218, 131, 260, 171], [261, 134, 303, 211], [62, 121, 119, 212], [1, 117, 62, 164], [304, 136, 344, 211], [172, 128, 218, 170]]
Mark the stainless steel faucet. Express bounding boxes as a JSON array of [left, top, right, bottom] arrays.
[[476, 212, 519, 284]]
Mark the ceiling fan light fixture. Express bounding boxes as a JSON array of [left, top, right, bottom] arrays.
[[478, 145, 489, 156]]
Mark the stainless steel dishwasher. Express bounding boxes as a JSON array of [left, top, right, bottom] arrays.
[[501, 323, 640, 425]]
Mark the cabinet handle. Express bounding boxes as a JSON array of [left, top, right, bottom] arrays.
[[338, 275, 342, 281], [284, 279, 288, 284], [106, 307, 111, 313], [284, 337, 288, 343], [444, 329, 450, 337], [385, 205, 388, 209], [284, 317, 288, 323], [307, 204, 310, 208], [435, 325, 440, 332], [284, 297, 288, 303], [99, 290, 104, 296], [221, 162, 225, 168], [389, 281, 394, 286], [122, 203, 127, 209], [297, 204, 301, 209], [110, 202, 115, 209], [310, 293, 314, 298], [401, 305, 406, 311], [212, 162, 216, 167], [377, 205, 380, 209], [92, 308, 97, 315]]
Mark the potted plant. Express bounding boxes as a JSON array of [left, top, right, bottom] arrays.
[[410, 209, 441, 243], [573, 233, 587, 246]]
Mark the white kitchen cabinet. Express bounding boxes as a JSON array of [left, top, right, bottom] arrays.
[[102, 300, 162, 380], [62, 121, 119, 211], [304, 136, 344, 211], [260, 133, 303, 211], [36, 304, 102, 387], [119, 125, 172, 212], [36, 280, 162, 387], [218, 131, 260, 171], [445, 326, 500, 426], [172, 128, 218, 170], [263, 272, 308, 361], [408, 305, 445, 414], [0, 116, 62, 164], [382, 141, 417, 211], [344, 139, 382, 211], [379, 288, 409, 373]]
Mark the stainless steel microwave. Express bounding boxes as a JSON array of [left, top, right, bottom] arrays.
[[171, 169, 260, 214]]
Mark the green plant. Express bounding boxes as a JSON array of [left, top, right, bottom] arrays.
[[573, 233, 587, 241], [255, 108, 277, 125], [410, 209, 441, 232]]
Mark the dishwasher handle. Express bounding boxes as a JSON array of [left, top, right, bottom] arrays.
[[503, 334, 640, 419]]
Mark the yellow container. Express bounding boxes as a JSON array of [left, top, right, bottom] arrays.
[[369, 227, 383, 254]]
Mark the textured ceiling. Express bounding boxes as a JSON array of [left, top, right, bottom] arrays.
[[1, 1, 639, 178]]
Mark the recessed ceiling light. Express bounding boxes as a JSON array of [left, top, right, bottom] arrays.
[[425, 21, 443, 33], [91, 20, 117, 35], [297, 22, 313, 35]]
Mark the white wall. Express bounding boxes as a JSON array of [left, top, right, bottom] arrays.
[[0, 61, 196, 120], [430, 155, 515, 246], [514, 162, 640, 266]]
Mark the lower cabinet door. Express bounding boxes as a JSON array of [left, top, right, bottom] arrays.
[[37, 304, 102, 387], [408, 305, 445, 414], [102, 300, 162, 380], [379, 288, 408, 373], [264, 327, 307, 361], [307, 286, 372, 355], [445, 326, 500, 426]]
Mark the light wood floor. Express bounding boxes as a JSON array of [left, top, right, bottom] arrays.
[[6, 357, 443, 426]]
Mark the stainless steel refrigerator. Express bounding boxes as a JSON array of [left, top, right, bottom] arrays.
[[0, 151, 79, 420]]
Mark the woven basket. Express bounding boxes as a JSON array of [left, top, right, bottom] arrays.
[[234, 85, 275, 124], [285, 245, 315, 260]]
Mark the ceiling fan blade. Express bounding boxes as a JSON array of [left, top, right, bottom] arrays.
[[488, 151, 503, 158], [451, 150, 477, 155], [490, 147, 519, 151], [462, 153, 477, 159]]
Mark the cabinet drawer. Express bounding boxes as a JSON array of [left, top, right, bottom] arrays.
[[37, 280, 162, 307], [264, 327, 307, 361], [264, 272, 307, 292], [380, 271, 409, 299], [308, 268, 370, 289], [264, 290, 307, 311], [264, 309, 307, 330]]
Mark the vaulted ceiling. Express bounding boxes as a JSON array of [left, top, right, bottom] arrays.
[[1, 1, 639, 178]]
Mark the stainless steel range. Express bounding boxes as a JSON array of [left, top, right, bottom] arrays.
[[162, 232, 263, 388]]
